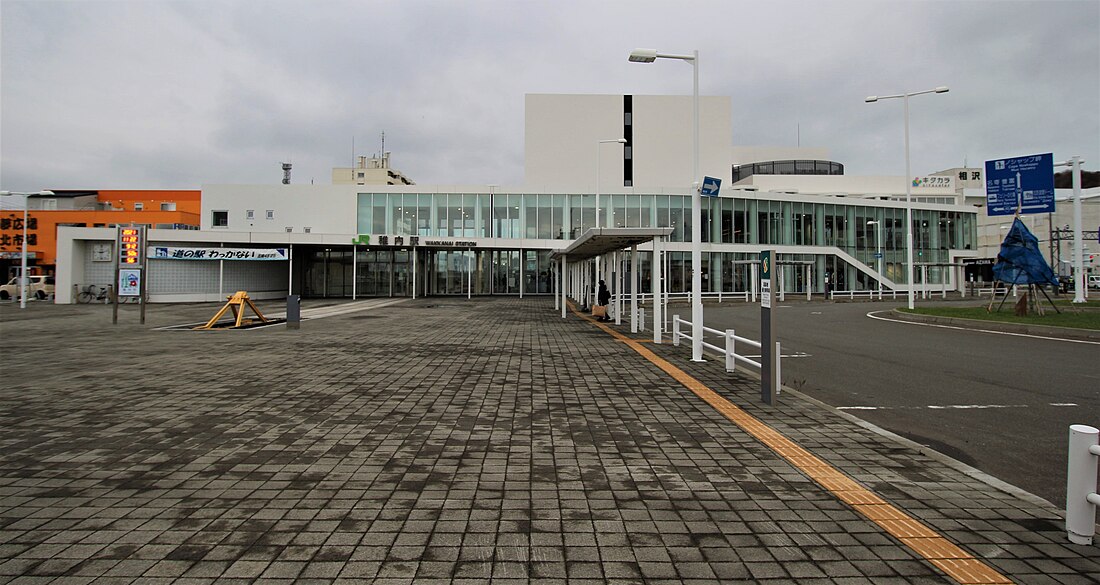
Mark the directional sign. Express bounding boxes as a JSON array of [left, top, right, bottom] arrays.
[[700, 176, 721, 198], [874, 252, 883, 259], [985, 153, 1054, 216]]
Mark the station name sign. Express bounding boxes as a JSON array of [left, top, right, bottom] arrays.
[[352, 234, 477, 248], [149, 246, 289, 260]]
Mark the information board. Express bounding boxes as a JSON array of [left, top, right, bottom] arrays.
[[985, 153, 1055, 216]]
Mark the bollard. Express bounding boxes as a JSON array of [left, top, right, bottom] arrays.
[[775, 341, 782, 396], [286, 294, 301, 329], [1067, 424, 1100, 545], [725, 329, 735, 372], [672, 314, 680, 346], [639, 307, 646, 332]]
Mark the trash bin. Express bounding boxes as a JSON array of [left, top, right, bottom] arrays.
[[286, 294, 300, 329]]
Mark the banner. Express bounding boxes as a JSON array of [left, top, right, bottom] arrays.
[[149, 246, 289, 261]]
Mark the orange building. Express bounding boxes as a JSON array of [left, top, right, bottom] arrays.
[[0, 190, 200, 277]]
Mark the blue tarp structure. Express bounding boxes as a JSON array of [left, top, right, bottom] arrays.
[[992, 218, 1059, 287]]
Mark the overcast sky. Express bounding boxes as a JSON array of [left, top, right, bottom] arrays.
[[2, 0, 1097, 194]]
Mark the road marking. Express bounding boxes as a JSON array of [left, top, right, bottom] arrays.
[[867, 310, 1100, 345], [838, 403, 1079, 411], [572, 302, 1012, 585]]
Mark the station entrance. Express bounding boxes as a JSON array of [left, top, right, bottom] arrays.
[[298, 246, 557, 298]]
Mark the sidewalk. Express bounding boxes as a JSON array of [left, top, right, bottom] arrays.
[[0, 297, 1097, 584]]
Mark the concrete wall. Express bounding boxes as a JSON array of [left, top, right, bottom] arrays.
[[524, 94, 732, 190]]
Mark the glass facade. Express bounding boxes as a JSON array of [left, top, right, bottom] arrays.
[[732, 160, 844, 183], [345, 192, 975, 296]]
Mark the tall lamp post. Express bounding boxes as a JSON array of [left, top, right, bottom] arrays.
[[867, 220, 883, 297], [865, 86, 948, 310], [630, 47, 703, 361], [0, 190, 54, 309]]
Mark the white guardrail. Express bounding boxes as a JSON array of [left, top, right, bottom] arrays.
[[1067, 424, 1100, 545], [670, 313, 781, 396]]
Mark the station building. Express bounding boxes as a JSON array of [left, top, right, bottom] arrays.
[[53, 94, 980, 303]]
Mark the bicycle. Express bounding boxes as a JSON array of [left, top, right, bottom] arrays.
[[77, 284, 111, 304]]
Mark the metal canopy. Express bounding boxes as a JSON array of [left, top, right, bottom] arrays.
[[550, 227, 673, 261]]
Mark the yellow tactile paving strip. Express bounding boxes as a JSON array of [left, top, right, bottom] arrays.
[[572, 305, 1014, 585]]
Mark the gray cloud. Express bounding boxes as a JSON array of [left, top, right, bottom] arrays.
[[2, 0, 1096, 193]]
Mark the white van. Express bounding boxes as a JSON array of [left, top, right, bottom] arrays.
[[0, 275, 54, 300]]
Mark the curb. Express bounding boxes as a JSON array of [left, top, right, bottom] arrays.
[[889, 309, 1100, 342], [727, 364, 1063, 516]]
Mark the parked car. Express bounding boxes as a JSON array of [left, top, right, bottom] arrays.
[[0, 275, 54, 300], [1090, 275, 1100, 289]]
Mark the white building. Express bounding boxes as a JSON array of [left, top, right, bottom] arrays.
[[54, 93, 982, 304], [332, 153, 414, 186]]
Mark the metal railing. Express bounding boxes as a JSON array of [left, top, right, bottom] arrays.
[[671, 313, 781, 395]]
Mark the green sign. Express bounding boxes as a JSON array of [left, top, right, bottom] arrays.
[[760, 250, 771, 280], [352, 234, 371, 245]]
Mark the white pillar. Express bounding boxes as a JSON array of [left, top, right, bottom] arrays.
[[631, 245, 639, 333], [751, 262, 758, 303], [1071, 156, 1086, 303], [1066, 424, 1099, 545], [560, 255, 567, 319], [652, 238, 663, 343], [352, 244, 358, 300], [805, 264, 811, 301]]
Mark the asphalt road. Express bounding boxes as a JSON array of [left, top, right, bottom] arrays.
[[684, 298, 1100, 509]]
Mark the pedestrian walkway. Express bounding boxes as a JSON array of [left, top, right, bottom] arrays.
[[0, 298, 1096, 584]]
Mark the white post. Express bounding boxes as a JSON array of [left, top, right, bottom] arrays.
[[631, 245, 639, 333], [553, 255, 558, 310], [652, 239, 662, 343], [560, 255, 566, 318], [775, 341, 782, 396], [673, 314, 680, 346], [352, 244, 358, 300], [779, 264, 786, 302], [1066, 424, 1100, 545], [751, 262, 758, 303], [20, 204, 28, 308], [725, 329, 735, 372], [904, 93, 915, 310], [1071, 156, 1086, 303], [616, 251, 623, 325], [469, 252, 473, 300], [690, 50, 703, 363], [806, 264, 811, 301], [412, 246, 417, 300], [921, 265, 928, 299]]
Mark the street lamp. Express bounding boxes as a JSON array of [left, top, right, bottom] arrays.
[[865, 86, 948, 310], [596, 138, 627, 229], [630, 47, 704, 361], [0, 190, 54, 309], [867, 220, 883, 297]]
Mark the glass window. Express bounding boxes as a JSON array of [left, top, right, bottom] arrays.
[[551, 194, 565, 239], [418, 194, 432, 236], [212, 210, 228, 227], [372, 194, 387, 234]]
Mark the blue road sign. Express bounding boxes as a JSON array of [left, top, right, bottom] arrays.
[[700, 176, 721, 198], [985, 153, 1054, 216], [874, 252, 883, 259]]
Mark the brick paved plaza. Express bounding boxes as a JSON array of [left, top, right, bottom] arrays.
[[0, 298, 1097, 584]]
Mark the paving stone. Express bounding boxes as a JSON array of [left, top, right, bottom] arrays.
[[0, 298, 1096, 584]]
